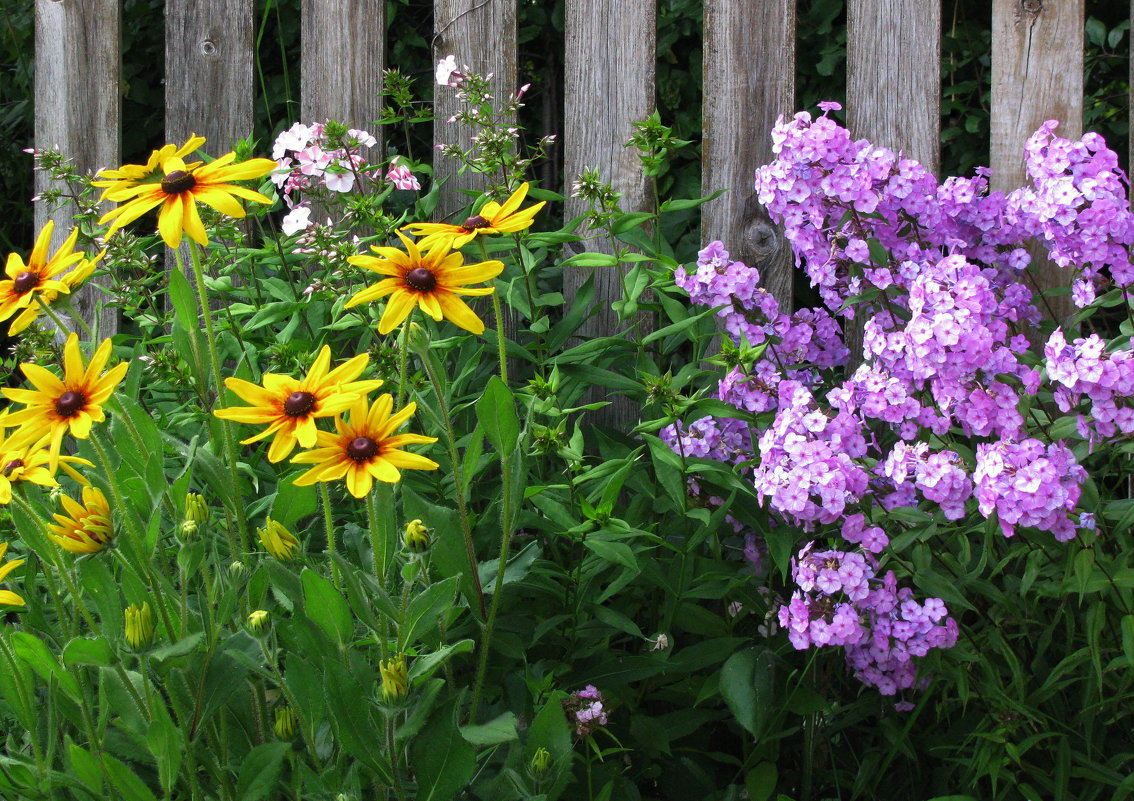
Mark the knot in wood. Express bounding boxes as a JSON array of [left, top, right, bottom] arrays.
[[1021, 0, 1042, 14], [199, 39, 217, 57]]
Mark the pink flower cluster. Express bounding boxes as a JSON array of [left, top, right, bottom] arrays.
[[562, 685, 609, 737], [779, 545, 958, 695], [664, 108, 1131, 694]]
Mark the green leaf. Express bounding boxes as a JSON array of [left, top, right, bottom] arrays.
[[583, 539, 639, 572], [10, 631, 80, 701], [476, 376, 519, 455], [460, 711, 520, 745], [323, 661, 392, 782], [559, 251, 619, 268], [62, 637, 113, 668], [236, 742, 291, 801], [746, 763, 778, 801], [400, 575, 459, 648], [66, 739, 103, 796], [302, 568, 353, 646], [412, 700, 476, 801], [168, 267, 198, 331], [720, 648, 774, 738], [269, 475, 317, 532], [147, 704, 182, 797], [101, 753, 158, 801]]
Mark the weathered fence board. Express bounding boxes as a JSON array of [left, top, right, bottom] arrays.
[[562, 0, 656, 426], [166, 0, 254, 152], [991, 0, 1084, 324], [847, 0, 941, 173], [34, 0, 121, 339], [302, 0, 385, 132], [702, 0, 796, 311], [432, 0, 518, 220]]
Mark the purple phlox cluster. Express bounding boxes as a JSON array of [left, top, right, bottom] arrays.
[[878, 442, 973, 521], [563, 685, 609, 737], [973, 439, 1087, 541], [1045, 329, 1134, 438], [778, 544, 958, 694], [752, 381, 869, 526], [659, 414, 753, 468]]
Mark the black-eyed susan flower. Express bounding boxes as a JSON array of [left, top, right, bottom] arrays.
[[0, 221, 100, 335], [92, 135, 207, 198], [345, 231, 503, 336], [401, 181, 545, 250], [213, 346, 383, 463], [0, 419, 92, 505], [0, 542, 26, 606], [124, 602, 154, 648], [98, 136, 278, 249], [1, 334, 129, 470], [257, 518, 299, 561], [48, 486, 112, 554], [291, 394, 439, 498]]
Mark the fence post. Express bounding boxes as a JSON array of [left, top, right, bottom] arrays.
[[562, 0, 655, 428], [165, 0, 255, 153], [991, 0, 1084, 326], [432, 0, 518, 220], [845, 0, 940, 363], [702, 0, 796, 312], [33, 0, 121, 339], [302, 0, 385, 132]]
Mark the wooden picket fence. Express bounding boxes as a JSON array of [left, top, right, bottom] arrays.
[[34, 0, 1112, 343]]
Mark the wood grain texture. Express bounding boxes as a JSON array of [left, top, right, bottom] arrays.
[[34, 0, 120, 338], [165, 0, 254, 151], [562, 0, 655, 428], [847, 0, 941, 173], [433, 0, 518, 219], [702, 0, 795, 311], [302, 0, 385, 130], [991, 0, 1083, 325]]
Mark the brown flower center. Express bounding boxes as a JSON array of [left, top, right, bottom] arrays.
[[462, 214, 490, 231], [12, 271, 39, 294], [347, 436, 379, 462], [405, 267, 437, 292], [283, 391, 316, 417], [161, 170, 197, 195], [2, 459, 23, 476], [54, 390, 87, 418]]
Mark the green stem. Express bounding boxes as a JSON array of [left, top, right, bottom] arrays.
[[418, 350, 486, 619], [320, 483, 341, 589], [396, 317, 412, 410], [186, 241, 250, 557]]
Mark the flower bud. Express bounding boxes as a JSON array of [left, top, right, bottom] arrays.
[[124, 602, 154, 649], [257, 518, 299, 561], [229, 560, 247, 579], [529, 747, 551, 777], [247, 610, 270, 634], [177, 519, 198, 543], [185, 492, 210, 525], [380, 653, 409, 703], [406, 322, 431, 356], [647, 632, 671, 652], [274, 706, 297, 739], [403, 519, 430, 553]]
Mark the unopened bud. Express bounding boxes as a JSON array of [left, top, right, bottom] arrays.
[[177, 520, 198, 543], [403, 519, 431, 553], [247, 610, 270, 634], [380, 653, 409, 703], [274, 706, 297, 739], [406, 322, 431, 356], [647, 632, 671, 652], [529, 747, 551, 777], [229, 560, 247, 578], [124, 602, 155, 649], [258, 518, 300, 561], [185, 492, 210, 525]]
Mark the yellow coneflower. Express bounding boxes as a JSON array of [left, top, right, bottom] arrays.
[[345, 231, 503, 336], [98, 135, 278, 249], [0, 221, 100, 335], [401, 181, 545, 251], [47, 486, 113, 554], [1, 334, 129, 469], [0, 421, 92, 506], [213, 346, 382, 463], [0, 542, 26, 606], [291, 394, 438, 499], [92, 135, 207, 198]]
